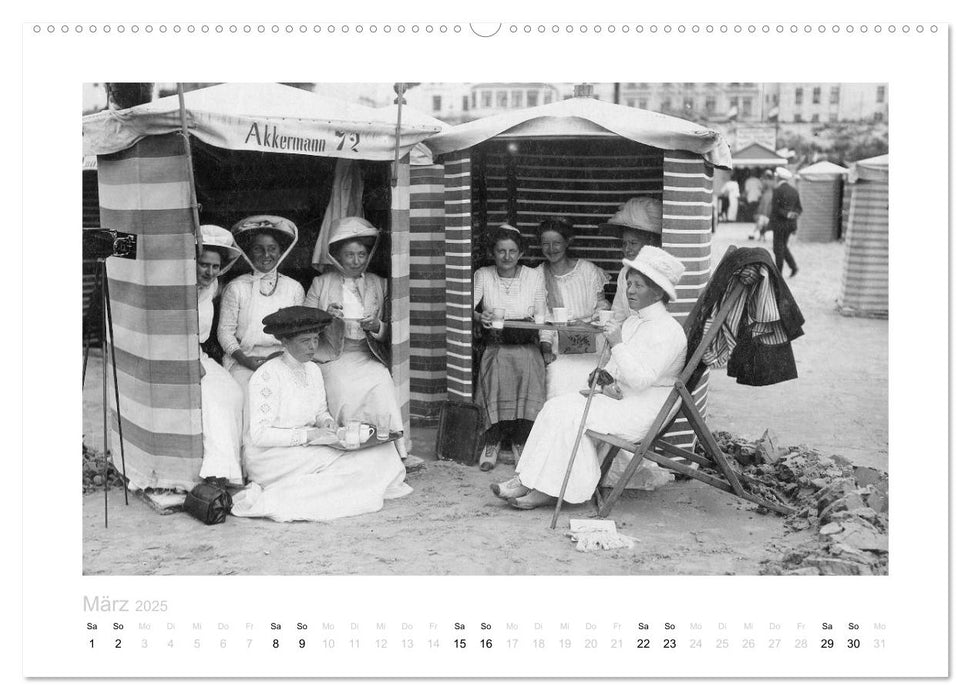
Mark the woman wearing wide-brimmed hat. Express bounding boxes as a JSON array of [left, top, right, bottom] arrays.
[[217, 215, 306, 392], [303, 216, 417, 467], [601, 196, 664, 320], [195, 225, 245, 483], [491, 246, 687, 510], [231, 306, 412, 522]]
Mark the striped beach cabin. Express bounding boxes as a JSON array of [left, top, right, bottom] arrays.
[[838, 154, 889, 317], [418, 96, 733, 457], [82, 83, 442, 491]]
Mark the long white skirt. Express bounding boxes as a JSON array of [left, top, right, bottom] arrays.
[[516, 389, 674, 504], [546, 353, 600, 399], [232, 442, 412, 522], [199, 355, 244, 483]]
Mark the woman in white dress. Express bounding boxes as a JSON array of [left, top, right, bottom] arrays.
[[217, 215, 306, 392], [537, 217, 610, 398], [231, 306, 412, 522], [491, 246, 687, 509], [196, 225, 245, 484], [473, 224, 553, 470], [303, 216, 416, 466]]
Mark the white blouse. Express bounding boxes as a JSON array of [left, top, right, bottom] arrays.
[[248, 353, 335, 448], [603, 301, 687, 394], [217, 272, 305, 360]]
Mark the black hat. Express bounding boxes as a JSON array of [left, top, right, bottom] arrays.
[[262, 306, 333, 339]]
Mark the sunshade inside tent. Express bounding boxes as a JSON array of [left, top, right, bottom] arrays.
[[418, 96, 731, 454], [839, 154, 889, 317], [83, 83, 442, 491]]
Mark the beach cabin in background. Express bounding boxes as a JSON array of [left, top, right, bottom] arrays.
[[796, 161, 849, 242], [420, 91, 733, 455], [82, 83, 442, 491], [838, 154, 889, 318]]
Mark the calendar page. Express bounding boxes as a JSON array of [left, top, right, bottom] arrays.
[[16, 0, 960, 692]]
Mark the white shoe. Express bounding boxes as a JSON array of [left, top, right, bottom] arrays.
[[491, 475, 528, 500]]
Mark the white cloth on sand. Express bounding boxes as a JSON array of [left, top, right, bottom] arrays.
[[232, 353, 411, 522]]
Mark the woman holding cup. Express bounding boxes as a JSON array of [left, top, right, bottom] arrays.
[[537, 217, 611, 399], [473, 224, 552, 470], [304, 216, 415, 467], [232, 306, 411, 522]]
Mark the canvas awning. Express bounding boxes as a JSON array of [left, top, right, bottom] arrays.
[[849, 153, 889, 183], [731, 142, 788, 168], [797, 160, 849, 182], [83, 83, 443, 161], [424, 97, 732, 169]]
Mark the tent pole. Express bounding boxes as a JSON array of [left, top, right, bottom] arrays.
[[391, 83, 405, 187], [177, 84, 204, 256], [100, 262, 109, 528], [102, 259, 129, 505]]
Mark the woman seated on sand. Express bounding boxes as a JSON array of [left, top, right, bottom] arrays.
[[231, 306, 411, 522], [490, 247, 687, 510]]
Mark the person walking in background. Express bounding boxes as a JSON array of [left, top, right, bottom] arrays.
[[721, 177, 740, 222], [751, 170, 775, 241], [769, 167, 802, 277], [743, 171, 763, 223]]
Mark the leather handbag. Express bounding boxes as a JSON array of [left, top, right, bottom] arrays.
[[183, 482, 233, 525]]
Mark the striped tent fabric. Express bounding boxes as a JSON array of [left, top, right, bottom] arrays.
[[408, 163, 448, 417], [797, 177, 845, 242], [389, 161, 413, 442], [838, 179, 889, 317], [443, 150, 475, 402], [98, 133, 203, 491], [661, 152, 714, 452]]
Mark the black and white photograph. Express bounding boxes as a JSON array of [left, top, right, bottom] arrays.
[[80, 80, 890, 577]]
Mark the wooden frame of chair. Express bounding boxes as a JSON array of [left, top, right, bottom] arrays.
[[589, 249, 795, 518]]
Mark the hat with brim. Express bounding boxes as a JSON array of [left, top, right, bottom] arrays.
[[262, 306, 333, 339], [775, 167, 793, 180], [199, 225, 242, 275], [599, 196, 663, 239], [622, 246, 685, 302], [232, 214, 298, 254]]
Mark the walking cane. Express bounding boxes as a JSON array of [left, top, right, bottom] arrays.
[[550, 336, 611, 530]]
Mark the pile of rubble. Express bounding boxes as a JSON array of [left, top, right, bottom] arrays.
[[709, 430, 889, 576], [82, 444, 126, 494]]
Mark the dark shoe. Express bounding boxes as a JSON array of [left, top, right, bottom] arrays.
[[402, 455, 425, 473], [479, 442, 499, 471], [507, 489, 556, 510], [511, 443, 524, 464], [789, 267, 799, 278], [491, 475, 528, 500]]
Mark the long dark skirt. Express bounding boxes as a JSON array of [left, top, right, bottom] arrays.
[[475, 344, 546, 429]]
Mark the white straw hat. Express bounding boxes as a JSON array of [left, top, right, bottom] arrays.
[[775, 167, 793, 180], [199, 224, 242, 275], [622, 246, 685, 302]]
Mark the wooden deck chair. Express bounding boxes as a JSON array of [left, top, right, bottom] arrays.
[[589, 247, 795, 518]]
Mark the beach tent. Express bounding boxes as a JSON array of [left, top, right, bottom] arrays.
[[730, 142, 788, 169], [796, 160, 849, 242], [419, 95, 731, 454], [838, 154, 888, 317], [82, 83, 442, 491]]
